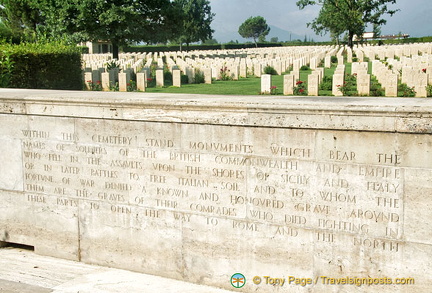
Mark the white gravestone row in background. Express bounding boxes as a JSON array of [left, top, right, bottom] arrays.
[[82, 43, 432, 96]]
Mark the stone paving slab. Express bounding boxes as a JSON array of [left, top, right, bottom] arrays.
[[0, 248, 235, 293]]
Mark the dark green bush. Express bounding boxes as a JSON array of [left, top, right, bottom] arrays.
[[263, 65, 277, 75], [319, 76, 332, 91], [370, 76, 384, 96], [0, 42, 83, 90], [164, 71, 172, 84], [181, 74, 189, 84], [194, 70, 205, 84], [398, 83, 416, 97]]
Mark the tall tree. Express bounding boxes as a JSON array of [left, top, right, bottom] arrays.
[[296, 0, 398, 48], [175, 0, 214, 50], [0, 0, 181, 57], [0, 0, 43, 40], [238, 16, 270, 47], [70, 0, 180, 58]]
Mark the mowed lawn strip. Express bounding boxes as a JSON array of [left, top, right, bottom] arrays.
[[145, 75, 285, 95]]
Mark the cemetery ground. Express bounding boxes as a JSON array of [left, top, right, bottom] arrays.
[[83, 43, 432, 98], [95, 64, 414, 97]]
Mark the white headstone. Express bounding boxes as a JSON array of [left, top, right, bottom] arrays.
[[283, 74, 295, 95], [101, 72, 110, 91], [308, 74, 319, 96], [172, 69, 181, 87], [118, 72, 128, 92], [156, 69, 164, 87], [357, 74, 370, 96], [261, 74, 272, 94], [240, 63, 247, 78], [332, 74, 344, 96], [136, 72, 146, 91], [415, 73, 428, 97], [186, 67, 195, 84], [84, 72, 92, 90], [324, 56, 331, 68], [385, 74, 398, 97], [203, 68, 212, 84], [232, 66, 239, 80], [254, 63, 262, 77]]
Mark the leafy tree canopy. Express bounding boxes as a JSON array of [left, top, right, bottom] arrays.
[[175, 0, 215, 49], [0, 0, 43, 40], [238, 16, 270, 47], [70, 0, 181, 58], [0, 0, 183, 58], [296, 0, 398, 48]]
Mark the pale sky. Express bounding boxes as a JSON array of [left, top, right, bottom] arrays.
[[208, 0, 432, 42]]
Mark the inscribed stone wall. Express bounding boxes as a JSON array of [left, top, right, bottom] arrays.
[[1, 90, 432, 292]]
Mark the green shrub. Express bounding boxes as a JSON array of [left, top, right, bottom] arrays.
[[293, 80, 307, 95], [150, 62, 158, 78], [300, 65, 310, 71], [0, 42, 83, 90], [319, 76, 332, 91], [164, 71, 172, 83], [194, 69, 205, 84], [146, 77, 155, 88], [370, 76, 384, 96], [219, 65, 232, 81], [398, 83, 416, 97], [127, 80, 137, 92], [105, 60, 121, 72], [337, 74, 358, 96], [0, 52, 14, 87], [427, 85, 432, 97], [181, 74, 189, 84], [263, 65, 277, 75], [331, 56, 337, 63]]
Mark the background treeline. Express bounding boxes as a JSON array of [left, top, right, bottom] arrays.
[[122, 37, 432, 54]]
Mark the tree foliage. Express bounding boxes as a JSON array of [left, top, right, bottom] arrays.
[[0, 0, 42, 40], [296, 0, 398, 47], [0, 0, 183, 58], [238, 16, 270, 47], [69, 0, 180, 58], [175, 0, 215, 49]]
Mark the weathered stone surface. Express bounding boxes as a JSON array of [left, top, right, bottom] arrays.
[[308, 74, 319, 96], [0, 89, 431, 292], [332, 73, 344, 96], [357, 74, 370, 96], [261, 74, 271, 94], [283, 74, 295, 95]]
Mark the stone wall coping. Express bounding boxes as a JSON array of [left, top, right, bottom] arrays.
[[0, 89, 431, 133]]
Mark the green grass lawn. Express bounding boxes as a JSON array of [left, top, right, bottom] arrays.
[[145, 75, 286, 95], [137, 62, 392, 97]]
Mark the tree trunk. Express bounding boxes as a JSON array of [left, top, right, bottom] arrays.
[[348, 31, 354, 49], [112, 43, 119, 59]]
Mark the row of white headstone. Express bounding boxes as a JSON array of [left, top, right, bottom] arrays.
[[261, 62, 429, 97], [82, 43, 432, 95]]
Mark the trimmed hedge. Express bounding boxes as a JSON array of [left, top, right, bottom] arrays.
[[123, 42, 283, 53], [0, 43, 83, 90], [368, 36, 432, 45]]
